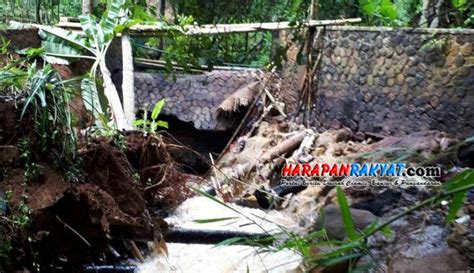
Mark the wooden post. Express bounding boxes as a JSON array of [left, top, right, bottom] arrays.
[[121, 35, 135, 128]]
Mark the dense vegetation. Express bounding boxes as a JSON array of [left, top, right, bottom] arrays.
[[1, 0, 473, 67], [1, 0, 472, 27]]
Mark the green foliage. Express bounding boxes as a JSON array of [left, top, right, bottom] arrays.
[[452, 0, 466, 8], [18, 139, 43, 183], [133, 0, 308, 70], [81, 77, 104, 121], [358, 0, 401, 26], [336, 186, 359, 241], [0, 191, 30, 271], [420, 35, 448, 52], [20, 63, 77, 162], [394, 0, 422, 26], [0, 50, 80, 181], [36, 0, 131, 129], [450, 0, 474, 28], [11, 194, 31, 227], [0, 37, 10, 54], [169, 0, 308, 24], [134, 99, 169, 134], [444, 170, 474, 224]]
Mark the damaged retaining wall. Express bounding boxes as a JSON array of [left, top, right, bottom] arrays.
[[134, 71, 263, 130], [313, 26, 474, 137]]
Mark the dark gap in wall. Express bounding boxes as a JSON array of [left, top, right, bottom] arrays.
[[135, 113, 233, 175]]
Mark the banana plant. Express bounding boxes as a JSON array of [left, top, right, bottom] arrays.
[[33, 0, 132, 130]]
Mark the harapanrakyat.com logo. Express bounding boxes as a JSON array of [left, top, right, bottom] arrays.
[[280, 162, 442, 187]]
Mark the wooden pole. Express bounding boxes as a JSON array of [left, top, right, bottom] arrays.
[[121, 35, 135, 128]]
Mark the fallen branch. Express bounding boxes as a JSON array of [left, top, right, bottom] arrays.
[[129, 240, 145, 263], [55, 215, 91, 247]]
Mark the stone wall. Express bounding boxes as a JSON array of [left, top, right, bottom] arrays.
[[313, 26, 474, 137], [134, 70, 263, 130]]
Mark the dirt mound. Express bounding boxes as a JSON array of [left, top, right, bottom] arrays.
[[82, 141, 147, 217], [0, 96, 199, 271], [123, 132, 194, 209]]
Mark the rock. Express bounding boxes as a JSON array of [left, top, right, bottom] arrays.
[[430, 96, 440, 108], [389, 248, 469, 273], [406, 77, 417, 87], [467, 204, 474, 214], [340, 48, 346, 57], [459, 43, 472, 56], [367, 75, 374, 86], [396, 74, 405, 85], [375, 37, 383, 48], [454, 54, 465, 67], [350, 65, 358, 75], [395, 45, 404, 55], [386, 67, 395, 78], [406, 45, 416, 56], [314, 204, 377, 240], [449, 43, 460, 56], [458, 141, 474, 168], [378, 76, 387, 87], [415, 74, 424, 85], [387, 78, 395, 87], [334, 128, 352, 142]]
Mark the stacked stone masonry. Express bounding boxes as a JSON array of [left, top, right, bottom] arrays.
[[134, 71, 262, 130], [313, 26, 474, 137]]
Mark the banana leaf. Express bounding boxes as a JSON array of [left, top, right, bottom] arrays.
[[81, 77, 104, 118]]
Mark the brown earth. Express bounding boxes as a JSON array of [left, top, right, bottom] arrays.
[[0, 96, 200, 271]]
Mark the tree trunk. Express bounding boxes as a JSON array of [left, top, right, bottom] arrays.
[[82, 0, 93, 15], [418, 0, 444, 27], [99, 60, 130, 130], [35, 0, 41, 23], [158, 0, 165, 16], [121, 35, 135, 128]]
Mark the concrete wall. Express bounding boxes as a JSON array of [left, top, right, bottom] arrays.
[[313, 26, 474, 137]]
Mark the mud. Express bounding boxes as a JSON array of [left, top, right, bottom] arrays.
[[0, 95, 202, 271]]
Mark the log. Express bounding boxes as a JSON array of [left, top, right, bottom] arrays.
[[261, 131, 307, 163], [163, 227, 269, 245]]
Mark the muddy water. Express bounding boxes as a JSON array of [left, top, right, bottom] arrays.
[[137, 196, 303, 273]]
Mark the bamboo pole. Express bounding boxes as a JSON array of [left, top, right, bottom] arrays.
[[56, 18, 362, 36]]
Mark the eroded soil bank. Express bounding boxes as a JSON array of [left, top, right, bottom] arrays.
[[0, 96, 206, 271]]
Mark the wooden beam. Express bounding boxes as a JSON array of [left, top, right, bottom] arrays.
[[56, 18, 361, 36]]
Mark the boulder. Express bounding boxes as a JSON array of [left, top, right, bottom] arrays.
[[314, 204, 377, 240]]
